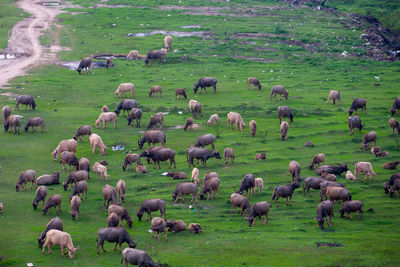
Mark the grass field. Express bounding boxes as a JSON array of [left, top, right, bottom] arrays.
[[1, 0, 400, 266]]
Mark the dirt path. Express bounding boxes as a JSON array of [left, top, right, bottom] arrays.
[[0, 0, 66, 88]]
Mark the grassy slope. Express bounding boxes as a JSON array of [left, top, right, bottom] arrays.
[[1, 0, 400, 266], [0, 0, 28, 50]]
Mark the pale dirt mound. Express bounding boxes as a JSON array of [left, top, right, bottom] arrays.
[[167, 124, 201, 130]]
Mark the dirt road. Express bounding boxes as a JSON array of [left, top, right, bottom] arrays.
[[0, 0, 65, 88]]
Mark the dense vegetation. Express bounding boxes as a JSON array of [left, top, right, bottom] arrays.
[[0, 0, 399, 266]]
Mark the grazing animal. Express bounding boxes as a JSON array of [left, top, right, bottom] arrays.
[[326, 186, 352, 202], [247, 77, 261, 90], [15, 95, 36, 111], [319, 181, 345, 201], [108, 205, 133, 228], [191, 167, 200, 185], [309, 154, 325, 169], [187, 147, 221, 167], [97, 227, 137, 254], [38, 217, 63, 248], [375, 151, 390, 157], [151, 217, 168, 242], [172, 182, 197, 203], [207, 114, 219, 126], [326, 90, 341, 105], [140, 147, 176, 169], [289, 160, 301, 181], [149, 86, 162, 97], [255, 153, 266, 160], [68, 180, 88, 202], [188, 223, 202, 233], [122, 154, 141, 171], [303, 177, 324, 197], [127, 108, 142, 128], [184, 118, 194, 131], [145, 50, 164, 65], [147, 113, 164, 129], [193, 77, 217, 94], [164, 35, 173, 51], [255, 178, 263, 193], [136, 199, 166, 221], [370, 146, 381, 155], [354, 162, 376, 180], [25, 117, 45, 132], [15, 169, 36, 192], [32, 185, 47, 210], [316, 200, 334, 229], [60, 151, 79, 172], [102, 105, 109, 112], [92, 162, 109, 181], [316, 164, 348, 176], [200, 177, 220, 200], [51, 139, 77, 161], [188, 100, 202, 119], [345, 170, 357, 180], [115, 99, 139, 116], [247, 201, 270, 227], [348, 115, 363, 135], [121, 248, 158, 267], [63, 170, 88, 191], [116, 180, 127, 203], [42, 230, 79, 258], [390, 97, 400, 115], [166, 220, 186, 232], [321, 172, 337, 181], [237, 174, 256, 196], [2, 105, 11, 121], [249, 120, 257, 137], [230, 193, 251, 215], [103, 185, 118, 209], [383, 161, 400, 170], [95, 112, 117, 129], [224, 148, 235, 165], [106, 58, 112, 69], [73, 125, 92, 141], [270, 85, 288, 100], [36, 172, 60, 186], [126, 50, 139, 60], [280, 121, 289, 141], [277, 106, 294, 124], [107, 212, 120, 227], [89, 133, 106, 155], [115, 83, 134, 98], [271, 182, 301, 207], [195, 134, 216, 149], [42, 194, 62, 215], [136, 163, 147, 173], [166, 172, 187, 180], [203, 172, 218, 185], [78, 157, 90, 178], [339, 201, 363, 220], [348, 97, 367, 115], [175, 88, 187, 99], [70, 195, 81, 220], [4, 114, 22, 134], [76, 57, 92, 75], [138, 130, 166, 149], [389, 179, 400, 198], [383, 173, 400, 194], [227, 112, 245, 131], [389, 118, 400, 135]]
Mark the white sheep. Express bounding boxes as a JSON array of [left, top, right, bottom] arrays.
[[207, 114, 219, 126], [115, 83, 134, 98], [255, 178, 264, 193], [51, 139, 77, 161], [89, 133, 106, 155], [92, 162, 109, 181], [355, 162, 376, 180], [42, 229, 79, 259], [95, 112, 117, 129]]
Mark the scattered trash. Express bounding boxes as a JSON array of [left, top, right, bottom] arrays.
[[148, 229, 153, 233], [128, 33, 132, 36], [189, 205, 192, 209], [112, 145, 125, 151], [178, 111, 183, 114], [27, 264, 34, 267], [161, 172, 169, 176]]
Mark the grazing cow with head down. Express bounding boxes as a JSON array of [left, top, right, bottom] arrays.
[[42, 229, 79, 258], [339, 201, 363, 220], [136, 199, 166, 221], [121, 248, 158, 267], [277, 106, 294, 124], [247, 77, 261, 90], [25, 117, 45, 132], [270, 85, 288, 100], [348, 97, 367, 115], [96, 227, 137, 254], [348, 115, 364, 135], [389, 118, 400, 135], [326, 90, 341, 105], [194, 77, 217, 94], [16, 95, 36, 111], [38, 217, 63, 248], [76, 57, 92, 75], [316, 200, 333, 229], [115, 99, 139, 116], [175, 88, 187, 99], [127, 108, 142, 128], [227, 112, 245, 132], [390, 97, 400, 115], [145, 50, 164, 65], [247, 201, 269, 227], [271, 182, 301, 207], [187, 147, 221, 167]]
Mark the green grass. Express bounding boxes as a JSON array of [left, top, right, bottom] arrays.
[[1, 0, 400, 266]]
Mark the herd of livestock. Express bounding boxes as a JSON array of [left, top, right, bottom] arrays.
[[2, 34, 400, 266]]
